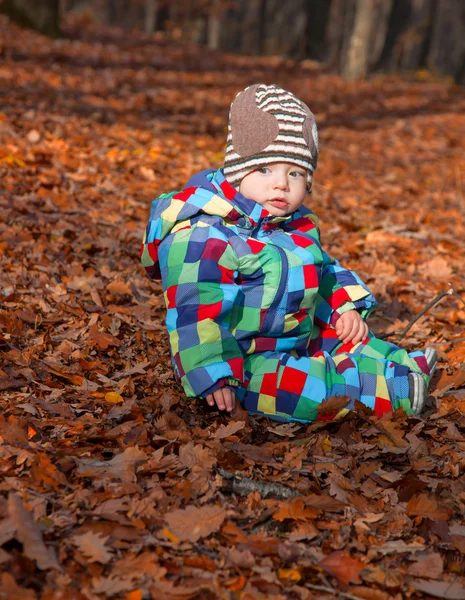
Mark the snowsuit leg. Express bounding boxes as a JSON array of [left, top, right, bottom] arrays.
[[236, 337, 431, 422]]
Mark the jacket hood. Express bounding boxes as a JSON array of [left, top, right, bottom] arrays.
[[141, 168, 292, 279]]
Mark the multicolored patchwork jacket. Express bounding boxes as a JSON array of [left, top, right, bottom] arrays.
[[141, 168, 377, 399]]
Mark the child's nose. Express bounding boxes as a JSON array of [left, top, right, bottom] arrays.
[[272, 173, 289, 190]]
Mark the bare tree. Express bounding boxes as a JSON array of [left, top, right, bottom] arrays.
[[144, 0, 157, 33], [0, 0, 61, 36]]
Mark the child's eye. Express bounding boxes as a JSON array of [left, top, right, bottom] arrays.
[[290, 171, 305, 178], [257, 167, 270, 174]]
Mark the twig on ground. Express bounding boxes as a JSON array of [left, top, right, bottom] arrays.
[[378, 288, 457, 341], [304, 583, 364, 600], [217, 468, 299, 499]]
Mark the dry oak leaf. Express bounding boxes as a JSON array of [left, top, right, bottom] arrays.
[[92, 574, 136, 596], [407, 577, 465, 600], [178, 442, 217, 470], [150, 578, 215, 600], [349, 587, 391, 600], [408, 551, 444, 579], [72, 531, 114, 564], [88, 324, 122, 350], [407, 493, 452, 521], [272, 498, 319, 522], [317, 395, 350, 415], [373, 418, 408, 448], [0, 573, 36, 600], [214, 420, 246, 440], [7, 493, 60, 571], [319, 551, 364, 587], [75, 446, 147, 483], [106, 280, 133, 295], [164, 504, 227, 543]]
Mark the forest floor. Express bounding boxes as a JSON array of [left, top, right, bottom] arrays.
[[1, 15, 465, 600]]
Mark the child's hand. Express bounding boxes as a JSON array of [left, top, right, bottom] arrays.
[[335, 310, 368, 344], [206, 388, 236, 412]]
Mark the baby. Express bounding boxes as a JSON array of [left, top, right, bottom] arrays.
[[141, 84, 437, 422]]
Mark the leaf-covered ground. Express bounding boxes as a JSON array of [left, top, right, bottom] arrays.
[[1, 16, 465, 600]]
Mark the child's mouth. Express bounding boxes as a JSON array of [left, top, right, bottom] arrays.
[[270, 199, 288, 209]]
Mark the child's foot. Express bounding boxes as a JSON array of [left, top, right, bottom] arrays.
[[424, 347, 438, 377], [409, 372, 426, 415]]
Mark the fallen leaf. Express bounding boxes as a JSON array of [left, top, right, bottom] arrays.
[[75, 446, 147, 482], [319, 551, 364, 586], [272, 498, 319, 522], [106, 281, 133, 295], [0, 573, 36, 599], [164, 505, 227, 542], [214, 420, 246, 439], [7, 493, 60, 571], [407, 493, 452, 521], [408, 551, 444, 579], [105, 391, 124, 404], [71, 531, 114, 564], [407, 577, 465, 599], [317, 395, 350, 415]]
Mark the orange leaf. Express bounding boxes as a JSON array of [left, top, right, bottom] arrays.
[[106, 281, 133, 295], [317, 395, 350, 415], [272, 498, 319, 522], [161, 527, 180, 544], [319, 551, 364, 586], [226, 575, 247, 592], [164, 505, 226, 542], [278, 568, 302, 582], [71, 531, 113, 564], [105, 391, 124, 404], [407, 493, 452, 521], [125, 591, 143, 600]]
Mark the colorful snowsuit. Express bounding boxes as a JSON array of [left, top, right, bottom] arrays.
[[141, 169, 431, 422]]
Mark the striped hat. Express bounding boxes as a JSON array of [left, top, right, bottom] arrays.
[[223, 84, 319, 191]]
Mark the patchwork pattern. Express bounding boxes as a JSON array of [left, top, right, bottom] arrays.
[[141, 168, 431, 421]]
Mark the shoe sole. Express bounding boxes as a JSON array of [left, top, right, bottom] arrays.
[[409, 372, 425, 414], [424, 347, 438, 377]]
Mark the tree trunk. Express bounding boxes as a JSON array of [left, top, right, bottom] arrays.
[[326, 0, 356, 71], [144, 0, 157, 34], [207, 0, 221, 49], [0, 0, 61, 36], [306, 0, 333, 62], [427, 0, 465, 79], [343, 0, 378, 80]]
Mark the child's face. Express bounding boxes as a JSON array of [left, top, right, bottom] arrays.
[[239, 162, 307, 216]]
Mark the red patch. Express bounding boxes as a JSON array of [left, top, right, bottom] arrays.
[[228, 357, 243, 380], [280, 367, 307, 395], [327, 288, 351, 310], [246, 238, 266, 254], [173, 187, 197, 202], [218, 264, 235, 284], [336, 341, 356, 354], [260, 372, 278, 396], [146, 239, 160, 263], [290, 234, 314, 248], [293, 309, 308, 324], [198, 301, 222, 321], [166, 285, 177, 308], [292, 216, 317, 232], [303, 264, 318, 288], [220, 180, 237, 201], [316, 413, 336, 421], [374, 397, 392, 418]]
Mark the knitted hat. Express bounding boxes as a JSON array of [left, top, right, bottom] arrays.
[[223, 84, 319, 191]]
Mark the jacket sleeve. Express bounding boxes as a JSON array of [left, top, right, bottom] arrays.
[[314, 249, 378, 328], [158, 223, 244, 398]]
